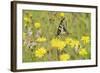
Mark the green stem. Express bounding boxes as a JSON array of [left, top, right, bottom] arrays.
[[57, 49, 60, 61], [48, 49, 52, 61]]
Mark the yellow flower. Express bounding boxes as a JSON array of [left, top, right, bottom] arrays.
[[60, 53, 70, 61], [60, 13, 65, 17], [36, 37, 47, 42], [69, 40, 75, 48], [35, 47, 47, 58], [24, 16, 30, 23], [74, 40, 80, 48], [65, 38, 80, 48], [79, 48, 88, 57], [81, 36, 90, 44], [34, 22, 41, 29], [51, 38, 66, 50], [65, 37, 73, 45]]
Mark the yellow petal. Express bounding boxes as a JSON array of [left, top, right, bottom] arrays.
[[35, 47, 47, 58], [34, 22, 41, 29], [60, 13, 65, 17], [60, 53, 70, 61]]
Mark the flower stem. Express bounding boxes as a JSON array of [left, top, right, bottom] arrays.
[[57, 49, 60, 60]]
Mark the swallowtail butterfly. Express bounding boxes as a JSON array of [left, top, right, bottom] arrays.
[[56, 17, 69, 36]]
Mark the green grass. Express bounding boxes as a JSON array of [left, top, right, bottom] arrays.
[[22, 10, 91, 62]]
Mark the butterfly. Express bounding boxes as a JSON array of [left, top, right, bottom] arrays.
[[56, 17, 69, 36]]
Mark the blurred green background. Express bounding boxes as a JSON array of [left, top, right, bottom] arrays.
[[22, 10, 91, 62]]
